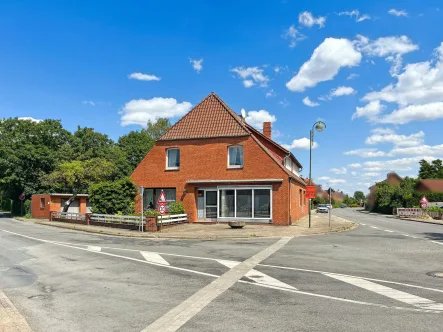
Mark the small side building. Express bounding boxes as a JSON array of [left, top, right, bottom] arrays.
[[31, 194, 90, 219]]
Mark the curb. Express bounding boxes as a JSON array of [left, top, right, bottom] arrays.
[[13, 216, 357, 240], [356, 209, 443, 226]]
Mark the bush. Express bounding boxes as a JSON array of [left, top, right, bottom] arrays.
[[24, 200, 31, 215], [168, 202, 185, 214], [89, 177, 137, 215], [427, 206, 443, 212], [0, 198, 12, 212]]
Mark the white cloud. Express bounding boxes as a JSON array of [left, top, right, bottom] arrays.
[[370, 127, 396, 135], [302, 97, 320, 107], [189, 58, 203, 73], [82, 100, 96, 106], [344, 148, 387, 158], [388, 9, 408, 17], [338, 10, 370, 22], [329, 179, 346, 184], [362, 172, 381, 178], [363, 156, 437, 171], [330, 167, 347, 174], [18, 117, 42, 123], [120, 97, 192, 127], [316, 176, 331, 181], [286, 137, 318, 150], [349, 163, 362, 168], [283, 25, 306, 48], [352, 100, 385, 120], [298, 11, 326, 28], [347, 73, 359, 80], [389, 144, 443, 157], [355, 35, 419, 76], [365, 130, 425, 147], [266, 89, 276, 98], [279, 99, 290, 108], [243, 80, 255, 88], [244, 109, 276, 128], [363, 167, 383, 172], [378, 102, 443, 124], [351, 171, 358, 176], [286, 38, 362, 92], [231, 66, 269, 88], [128, 72, 161, 81]]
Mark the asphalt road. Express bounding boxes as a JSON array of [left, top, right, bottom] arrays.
[[1, 210, 443, 332]]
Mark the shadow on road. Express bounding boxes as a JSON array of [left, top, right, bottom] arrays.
[[421, 232, 443, 242]]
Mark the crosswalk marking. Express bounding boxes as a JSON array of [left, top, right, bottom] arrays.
[[432, 241, 443, 245], [87, 246, 101, 252], [324, 273, 443, 311], [216, 259, 297, 290], [384, 230, 394, 233], [140, 251, 170, 266]]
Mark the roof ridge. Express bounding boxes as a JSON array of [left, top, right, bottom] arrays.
[[209, 92, 251, 134]]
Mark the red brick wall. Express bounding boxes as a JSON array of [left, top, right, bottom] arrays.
[[289, 180, 308, 224], [31, 194, 51, 219], [131, 136, 307, 225]]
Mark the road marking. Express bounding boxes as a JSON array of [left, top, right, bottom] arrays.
[[87, 246, 101, 252], [324, 273, 443, 311], [360, 223, 366, 225], [432, 241, 443, 246], [384, 230, 394, 233], [140, 251, 170, 265], [142, 237, 293, 332], [370, 226, 379, 229], [217, 259, 297, 290]]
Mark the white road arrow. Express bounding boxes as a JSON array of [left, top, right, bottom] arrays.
[[140, 251, 170, 266], [216, 259, 297, 290]]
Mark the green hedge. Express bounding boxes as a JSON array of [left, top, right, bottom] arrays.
[[89, 177, 137, 215]]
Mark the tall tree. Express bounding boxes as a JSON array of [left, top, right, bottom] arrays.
[[0, 118, 72, 205], [353, 191, 365, 201], [418, 159, 443, 179], [118, 130, 154, 171], [146, 118, 171, 141]]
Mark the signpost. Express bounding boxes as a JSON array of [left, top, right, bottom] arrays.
[[306, 185, 316, 199], [19, 194, 25, 216], [420, 195, 428, 209], [138, 187, 144, 232]]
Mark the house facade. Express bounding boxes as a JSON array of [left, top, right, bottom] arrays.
[[131, 93, 308, 226], [31, 194, 90, 219], [366, 172, 403, 210]]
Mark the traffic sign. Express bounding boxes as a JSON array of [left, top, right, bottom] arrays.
[[158, 203, 166, 215], [157, 190, 167, 204], [138, 186, 144, 197], [19, 194, 25, 201], [420, 196, 428, 209], [306, 185, 317, 199]]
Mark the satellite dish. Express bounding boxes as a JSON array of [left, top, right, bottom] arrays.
[[241, 108, 246, 119]]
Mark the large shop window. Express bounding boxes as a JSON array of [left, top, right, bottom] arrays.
[[166, 148, 180, 170], [219, 188, 271, 219], [228, 146, 244, 168]]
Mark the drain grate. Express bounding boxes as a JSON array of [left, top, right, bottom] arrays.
[[427, 271, 443, 278]]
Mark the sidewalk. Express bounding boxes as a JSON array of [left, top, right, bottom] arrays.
[[357, 209, 443, 226], [14, 213, 357, 240], [0, 290, 32, 332]]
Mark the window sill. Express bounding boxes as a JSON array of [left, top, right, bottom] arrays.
[[165, 167, 180, 171], [227, 166, 243, 170]]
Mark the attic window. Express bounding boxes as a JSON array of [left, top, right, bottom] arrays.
[[228, 146, 243, 168], [166, 148, 180, 170]]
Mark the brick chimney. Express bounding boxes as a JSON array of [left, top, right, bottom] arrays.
[[263, 122, 271, 139]]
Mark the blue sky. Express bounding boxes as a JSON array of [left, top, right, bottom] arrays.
[[1, 0, 443, 194]]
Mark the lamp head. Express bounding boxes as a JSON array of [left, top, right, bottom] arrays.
[[315, 122, 325, 132]]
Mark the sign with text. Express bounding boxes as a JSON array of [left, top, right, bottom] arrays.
[[306, 185, 317, 199], [397, 208, 423, 218]]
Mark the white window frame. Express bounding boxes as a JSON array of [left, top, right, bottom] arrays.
[[227, 145, 244, 169], [217, 185, 272, 220], [285, 158, 292, 171], [166, 148, 180, 170]]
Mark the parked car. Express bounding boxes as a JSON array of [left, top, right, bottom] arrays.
[[316, 204, 329, 213], [340, 204, 347, 208]]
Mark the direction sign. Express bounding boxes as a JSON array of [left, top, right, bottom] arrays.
[[19, 194, 25, 201], [157, 190, 167, 204], [306, 185, 317, 199], [158, 203, 166, 215]]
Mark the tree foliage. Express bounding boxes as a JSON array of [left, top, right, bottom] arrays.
[[418, 159, 443, 179], [353, 191, 365, 201], [88, 177, 137, 215], [146, 118, 171, 141], [118, 130, 154, 171]]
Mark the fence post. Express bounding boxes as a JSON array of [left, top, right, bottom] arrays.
[[86, 213, 92, 225]]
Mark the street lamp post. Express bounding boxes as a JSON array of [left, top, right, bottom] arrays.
[[309, 121, 326, 228]]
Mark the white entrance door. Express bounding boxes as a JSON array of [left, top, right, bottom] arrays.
[[205, 190, 217, 220], [197, 190, 204, 219]]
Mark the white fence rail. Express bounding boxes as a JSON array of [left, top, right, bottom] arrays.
[[90, 214, 144, 225], [51, 212, 87, 221], [397, 208, 423, 218], [158, 214, 188, 225]]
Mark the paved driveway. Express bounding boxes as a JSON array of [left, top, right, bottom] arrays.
[[1, 210, 443, 331]]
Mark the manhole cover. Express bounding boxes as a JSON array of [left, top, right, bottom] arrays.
[[427, 271, 443, 278]]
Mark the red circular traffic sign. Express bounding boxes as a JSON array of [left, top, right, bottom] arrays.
[[158, 203, 166, 215], [19, 194, 25, 201]]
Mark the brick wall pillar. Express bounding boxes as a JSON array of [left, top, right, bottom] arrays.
[[145, 217, 158, 232]]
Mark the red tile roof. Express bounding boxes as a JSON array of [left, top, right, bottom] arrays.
[[417, 179, 443, 193], [158, 92, 249, 141]]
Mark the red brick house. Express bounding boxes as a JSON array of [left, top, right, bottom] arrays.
[[366, 172, 403, 210], [131, 92, 308, 225], [31, 194, 90, 219], [416, 179, 443, 193]]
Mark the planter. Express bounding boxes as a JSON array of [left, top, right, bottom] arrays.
[[228, 221, 245, 229]]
